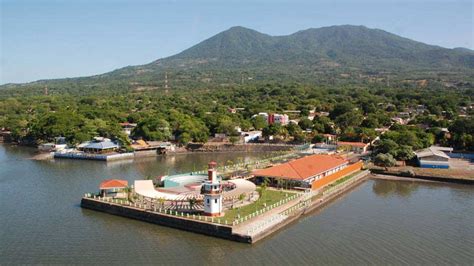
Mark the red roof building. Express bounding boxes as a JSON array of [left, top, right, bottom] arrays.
[[252, 154, 349, 186], [99, 179, 128, 190]]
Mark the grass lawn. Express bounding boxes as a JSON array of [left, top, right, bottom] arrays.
[[222, 189, 296, 222]]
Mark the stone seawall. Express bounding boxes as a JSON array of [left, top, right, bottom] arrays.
[[81, 171, 370, 244], [251, 171, 370, 243], [80, 198, 251, 243], [370, 169, 474, 185]]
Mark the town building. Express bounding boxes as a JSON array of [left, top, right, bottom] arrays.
[[323, 134, 337, 143], [38, 137, 68, 152], [0, 128, 12, 143], [241, 131, 262, 143], [131, 140, 175, 153], [77, 137, 119, 154], [38, 143, 68, 152], [336, 141, 369, 153], [99, 179, 128, 197], [268, 113, 289, 125], [391, 117, 409, 125], [119, 122, 137, 136], [252, 112, 289, 125], [252, 112, 269, 120], [416, 146, 453, 169], [316, 111, 330, 117], [252, 154, 362, 190]]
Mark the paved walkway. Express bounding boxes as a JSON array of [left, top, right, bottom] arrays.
[[233, 170, 370, 237], [232, 191, 303, 235]]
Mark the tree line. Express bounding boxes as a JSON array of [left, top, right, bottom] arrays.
[[0, 82, 472, 152]]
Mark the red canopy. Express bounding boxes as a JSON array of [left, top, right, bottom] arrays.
[[99, 179, 128, 190]]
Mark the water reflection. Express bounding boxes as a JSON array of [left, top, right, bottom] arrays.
[[372, 179, 420, 197]]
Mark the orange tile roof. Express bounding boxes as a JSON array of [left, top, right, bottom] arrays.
[[252, 154, 348, 181], [337, 141, 368, 147], [99, 179, 128, 189]]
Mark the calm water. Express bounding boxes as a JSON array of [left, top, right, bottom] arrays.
[[1, 144, 473, 265]]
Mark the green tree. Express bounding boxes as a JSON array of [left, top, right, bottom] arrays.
[[298, 118, 313, 130], [396, 145, 415, 161], [330, 102, 354, 120], [374, 153, 396, 170], [229, 136, 239, 145], [252, 115, 267, 130], [374, 139, 399, 157], [132, 117, 171, 141]]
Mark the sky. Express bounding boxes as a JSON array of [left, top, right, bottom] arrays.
[[1, 0, 473, 84]]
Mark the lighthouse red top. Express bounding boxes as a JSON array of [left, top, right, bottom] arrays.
[[208, 161, 217, 168]]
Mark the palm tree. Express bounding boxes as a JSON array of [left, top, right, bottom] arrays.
[[158, 198, 165, 209], [123, 186, 132, 202], [263, 176, 270, 187], [276, 177, 283, 190], [188, 198, 196, 210], [238, 193, 245, 205], [259, 179, 269, 202]]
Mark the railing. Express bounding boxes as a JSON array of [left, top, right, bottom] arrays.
[[322, 170, 369, 196], [246, 195, 312, 235], [84, 191, 302, 226], [231, 193, 302, 226], [245, 170, 369, 235], [246, 214, 287, 235], [84, 194, 231, 224], [83, 171, 368, 228]]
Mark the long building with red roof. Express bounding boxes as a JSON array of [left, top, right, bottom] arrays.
[[252, 154, 352, 188]]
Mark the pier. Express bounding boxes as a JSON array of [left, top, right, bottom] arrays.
[[81, 170, 370, 243], [54, 151, 134, 161]]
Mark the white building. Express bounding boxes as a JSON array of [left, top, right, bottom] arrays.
[[416, 146, 452, 169], [241, 131, 262, 143]]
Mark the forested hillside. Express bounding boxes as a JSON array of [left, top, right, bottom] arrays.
[[1, 25, 473, 152], [1, 25, 473, 94]]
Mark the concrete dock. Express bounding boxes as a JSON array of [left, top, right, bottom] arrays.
[[81, 170, 370, 244]]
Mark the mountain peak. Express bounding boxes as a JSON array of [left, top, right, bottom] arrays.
[[226, 26, 255, 32], [5, 25, 473, 88]]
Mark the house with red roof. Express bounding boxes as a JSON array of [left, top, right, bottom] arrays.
[[252, 154, 352, 189], [99, 179, 128, 197]]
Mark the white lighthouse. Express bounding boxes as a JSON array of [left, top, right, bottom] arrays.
[[202, 161, 223, 216]]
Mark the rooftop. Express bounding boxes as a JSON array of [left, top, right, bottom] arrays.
[[416, 146, 453, 159], [84, 140, 119, 150], [99, 179, 128, 190], [337, 141, 369, 147], [252, 154, 348, 181]]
